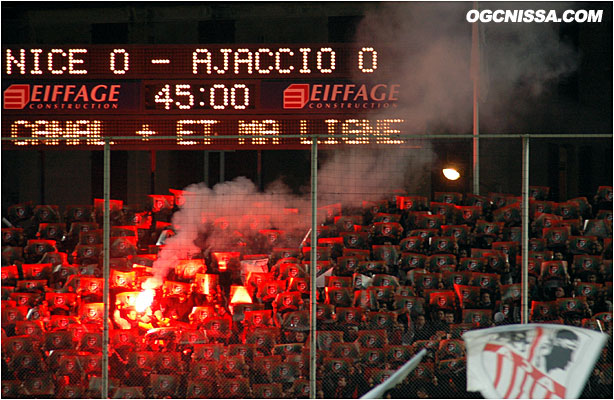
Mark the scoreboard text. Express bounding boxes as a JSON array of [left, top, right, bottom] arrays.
[[2, 45, 410, 149]]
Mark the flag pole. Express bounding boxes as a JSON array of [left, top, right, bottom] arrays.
[[361, 349, 427, 399]]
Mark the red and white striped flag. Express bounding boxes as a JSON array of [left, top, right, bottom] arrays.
[[463, 324, 607, 399]]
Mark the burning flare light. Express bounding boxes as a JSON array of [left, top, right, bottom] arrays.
[[135, 289, 155, 312]]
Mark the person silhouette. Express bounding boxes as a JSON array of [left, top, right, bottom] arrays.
[[544, 329, 579, 373]]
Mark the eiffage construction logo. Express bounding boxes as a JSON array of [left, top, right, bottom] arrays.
[[283, 84, 310, 109], [282, 82, 399, 110], [3, 83, 126, 110], [3, 84, 30, 109]]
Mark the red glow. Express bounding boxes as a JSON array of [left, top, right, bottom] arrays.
[[214, 218, 230, 231], [318, 237, 344, 245], [112, 235, 138, 246], [155, 221, 172, 230], [94, 198, 123, 213], [195, 273, 219, 295], [132, 263, 152, 273], [149, 194, 174, 212], [212, 252, 240, 272], [203, 274, 212, 294], [116, 291, 140, 308], [175, 259, 206, 278], [169, 188, 189, 207]]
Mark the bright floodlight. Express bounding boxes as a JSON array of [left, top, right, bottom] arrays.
[[442, 168, 461, 181]]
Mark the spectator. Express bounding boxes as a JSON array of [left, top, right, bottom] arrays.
[[348, 364, 370, 398], [415, 385, 432, 398], [444, 310, 456, 326], [412, 314, 435, 342], [333, 375, 355, 398], [322, 372, 340, 398], [431, 309, 448, 332], [2, 184, 612, 399], [479, 291, 494, 311]]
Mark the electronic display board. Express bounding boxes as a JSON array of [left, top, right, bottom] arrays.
[[1, 117, 411, 150], [2, 45, 382, 78], [2, 45, 410, 149]]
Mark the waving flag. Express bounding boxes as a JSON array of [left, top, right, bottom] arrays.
[[186, 379, 215, 398], [396, 195, 428, 211], [454, 284, 480, 309], [273, 291, 303, 313], [435, 191, 464, 205], [341, 231, 368, 249], [464, 324, 607, 399], [189, 360, 219, 381], [332, 342, 361, 360], [271, 248, 300, 264], [326, 275, 352, 288], [229, 343, 257, 361], [315, 266, 335, 288], [338, 256, 363, 274], [400, 252, 427, 270], [278, 262, 307, 280], [361, 350, 427, 399], [443, 271, 472, 289], [332, 215, 359, 232], [253, 383, 283, 399], [281, 310, 309, 331], [399, 236, 426, 254]]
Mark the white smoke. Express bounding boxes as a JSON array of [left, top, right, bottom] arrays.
[[150, 2, 580, 282], [352, 2, 578, 132], [150, 177, 311, 283], [317, 146, 433, 208]]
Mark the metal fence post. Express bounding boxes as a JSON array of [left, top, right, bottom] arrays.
[[309, 138, 318, 399], [471, 0, 480, 195], [521, 135, 530, 324], [102, 138, 111, 398], [204, 150, 210, 187], [220, 151, 225, 183]]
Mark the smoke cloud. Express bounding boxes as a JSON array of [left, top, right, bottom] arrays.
[[150, 145, 433, 283], [149, 177, 313, 284], [150, 2, 580, 282], [317, 146, 433, 208], [352, 2, 578, 132]]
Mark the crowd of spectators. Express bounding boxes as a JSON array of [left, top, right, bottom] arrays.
[[1, 185, 612, 398]]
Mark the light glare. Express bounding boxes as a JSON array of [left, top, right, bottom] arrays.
[[135, 289, 155, 312], [443, 168, 461, 181]]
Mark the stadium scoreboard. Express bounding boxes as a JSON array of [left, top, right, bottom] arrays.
[[2, 45, 410, 149]]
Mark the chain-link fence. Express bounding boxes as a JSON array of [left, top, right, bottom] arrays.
[[1, 134, 612, 399]]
